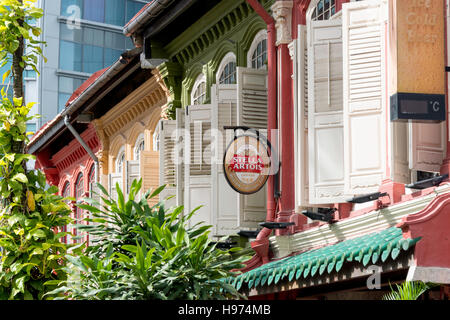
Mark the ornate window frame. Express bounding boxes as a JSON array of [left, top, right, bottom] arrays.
[[116, 146, 125, 173], [191, 73, 207, 105], [216, 52, 237, 84], [247, 29, 268, 70], [134, 133, 145, 161]]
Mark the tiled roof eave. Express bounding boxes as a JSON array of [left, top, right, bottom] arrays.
[[225, 227, 421, 292]]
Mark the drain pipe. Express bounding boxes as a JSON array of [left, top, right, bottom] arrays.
[[246, 0, 277, 264], [64, 116, 99, 184]]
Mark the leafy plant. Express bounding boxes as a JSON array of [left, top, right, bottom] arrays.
[[0, 0, 71, 300], [47, 181, 250, 300], [383, 281, 434, 300]]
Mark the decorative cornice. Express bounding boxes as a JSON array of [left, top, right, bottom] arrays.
[[100, 76, 167, 139], [272, 0, 293, 46]]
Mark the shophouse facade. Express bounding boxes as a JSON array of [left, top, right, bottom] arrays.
[[28, 0, 450, 299]]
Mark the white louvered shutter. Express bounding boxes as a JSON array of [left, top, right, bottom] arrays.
[[409, 122, 446, 173], [126, 160, 140, 195], [308, 18, 346, 204], [236, 67, 268, 228], [158, 120, 177, 207], [211, 84, 239, 236], [184, 105, 213, 230], [296, 24, 311, 208], [392, 122, 410, 184], [175, 108, 185, 206], [108, 173, 123, 201], [343, 0, 387, 195]]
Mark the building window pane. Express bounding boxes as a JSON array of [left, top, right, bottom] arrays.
[[83, 0, 105, 23], [83, 27, 105, 47], [252, 39, 267, 69], [83, 45, 104, 73], [61, 0, 83, 17], [312, 0, 336, 21], [26, 123, 37, 134], [193, 81, 206, 105], [105, 0, 125, 26], [58, 76, 84, 112], [60, 24, 83, 43], [74, 173, 84, 243], [219, 61, 236, 84], [126, 0, 145, 23], [104, 48, 122, 68], [104, 31, 126, 50], [59, 40, 82, 72], [117, 152, 125, 173]]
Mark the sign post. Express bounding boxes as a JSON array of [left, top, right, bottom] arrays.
[[223, 129, 272, 195], [389, 0, 446, 122]]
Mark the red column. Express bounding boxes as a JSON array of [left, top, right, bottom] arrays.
[[440, 0, 450, 179], [276, 43, 295, 236]]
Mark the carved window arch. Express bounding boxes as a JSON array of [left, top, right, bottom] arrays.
[[88, 165, 96, 196], [61, 181, 71, 243], [216, 52, 237, 85], [247, 29, 267, 70], [134, 133, 145, 161], [191, 73, 206, 105], [116, 146, 125, 173]]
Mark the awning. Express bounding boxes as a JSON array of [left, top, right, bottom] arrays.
[[226, 227, 421, 291]]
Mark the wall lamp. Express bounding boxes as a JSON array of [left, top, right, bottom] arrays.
[[301, 208, 336, 223], [347, 192, 388, 204], [238, 230, 260, 238], [406, 174, 448, 190], [259, 222, 295, 229]]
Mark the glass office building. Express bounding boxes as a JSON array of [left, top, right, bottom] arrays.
[[30, 0, 148, 130]]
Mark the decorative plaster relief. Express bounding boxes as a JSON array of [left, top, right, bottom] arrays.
[[272, 1, 294, 46]]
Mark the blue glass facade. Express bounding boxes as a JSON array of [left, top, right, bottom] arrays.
[[57, 0, 147, 112]]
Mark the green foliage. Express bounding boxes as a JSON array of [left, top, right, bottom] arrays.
[[47, 181, 250, 300], [0, 0, 46, 81], [0, 90, 72, 300], [0, 0, 70, 300], [383, 281, 435, 300]]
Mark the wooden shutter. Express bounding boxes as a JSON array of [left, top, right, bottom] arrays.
[[108, 173, 123, 201], [237, 67, 268, 129], [211, 84, 239, 236], [126, 160, 140, 194], [175, 108, 185, 206], [409, 122, 446, 173], [140, 150, 159, 206], [308, 18, 345, 204], [158, 120, 177, 207], [236, 67, 268, 228], [392, 122, 410, 184], [184, 105, 213, 230], [296, 24, 311, 208], [342, 0, 387, 195]]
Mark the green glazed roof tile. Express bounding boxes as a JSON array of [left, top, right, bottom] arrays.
[[226, 227, 421, 291]]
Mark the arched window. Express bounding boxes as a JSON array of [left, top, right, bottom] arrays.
[[311, 0, 336, 21], [62, 181, 70, 199], [116, 147, 125, 173], [248, 29, 268, 70], [61, 181, 71, 243], [134, 134, 145, 161], [191, 73, 206, 105], [217, 52, 237, 85], [74, 173, 84, 243], [88, 165, 96, 197]]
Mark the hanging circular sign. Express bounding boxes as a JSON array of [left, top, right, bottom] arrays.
[[223, 134, 271, 195]]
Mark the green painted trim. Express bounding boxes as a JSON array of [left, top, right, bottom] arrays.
[[182, 62, 204, 106], [224, 227, 422, 291], [237, 16, 267, 67]]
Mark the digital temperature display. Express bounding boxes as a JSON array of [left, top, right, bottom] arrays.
[[391, 93, 445, 122], [400, 100, 428, 114]]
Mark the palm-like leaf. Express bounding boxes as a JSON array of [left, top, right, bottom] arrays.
[[383, 281, 432, 300]]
